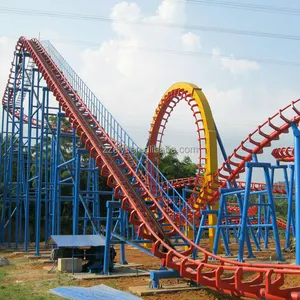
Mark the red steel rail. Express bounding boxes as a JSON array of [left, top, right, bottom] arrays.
[[272, 147, 295, 162], [3, 37, 300, 299], [166, 176, 288, 195], [199, 105, 300, 205]]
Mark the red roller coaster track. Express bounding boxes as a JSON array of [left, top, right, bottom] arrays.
[[199, 111, 300, 205], [272, 147, 295, 162], [3, 37, 300, 299], [166, 176, 288, 195], [146, 80, 300, 207]]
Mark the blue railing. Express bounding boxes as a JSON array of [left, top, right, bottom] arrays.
[[41, 40, 195, 230]]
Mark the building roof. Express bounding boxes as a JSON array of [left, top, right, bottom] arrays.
[[51, 235, 106, 247]]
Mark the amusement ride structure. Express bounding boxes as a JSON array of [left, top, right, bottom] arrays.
[[1, 37, 300, 299]]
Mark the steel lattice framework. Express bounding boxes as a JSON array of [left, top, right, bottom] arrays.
[[1, 37, 300, 299]]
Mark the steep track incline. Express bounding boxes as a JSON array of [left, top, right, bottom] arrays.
[[3, 37, 300, 299]]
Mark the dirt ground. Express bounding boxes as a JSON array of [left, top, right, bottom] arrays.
[[0, 240, 299, 300]]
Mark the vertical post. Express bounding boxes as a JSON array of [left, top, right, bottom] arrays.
[[7, 54, 21, 248], [291, 122, 300, 265], [0, 100, 10, 245], [103, 201, 113, 274], [0, 108, 5, 245], [264, 166, 283, 261], [285, 165, 294, 248], [238, 164, 253, 262], [24, 69, 35, 252], [73, 150, 81, 235], [119, 208, 127, 265], [257, 194, 262, 243], [44, 89, 50, 245], [15, 51, 27, 249], [212, 194, 225, 256], [35, 88, 47, 256], [192, 208, 206, 259], [52, 112, 62, 236]]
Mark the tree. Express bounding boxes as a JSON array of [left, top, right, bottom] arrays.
[[158, 147, 197, 180]]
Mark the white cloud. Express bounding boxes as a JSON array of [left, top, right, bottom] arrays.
[[0, 1, 296, 183], [155, 0, 186, 24], [181, 32, 201, 51], [80, 0, 263, 149], [79, 0, 265, 166], [0, 37, 15, 97], [212, 47, 260, 74]]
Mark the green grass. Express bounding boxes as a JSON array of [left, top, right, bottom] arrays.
[[0, 269, 8, 279], [0, 263, 76, 300]]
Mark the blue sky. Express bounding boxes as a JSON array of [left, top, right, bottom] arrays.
[[1, 0, 300, 181]]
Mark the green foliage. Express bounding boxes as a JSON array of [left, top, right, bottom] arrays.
[[274, 198, 289, 219], [158, 147, 197, 180]]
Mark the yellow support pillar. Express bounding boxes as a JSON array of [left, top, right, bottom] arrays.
[[150, 82, 219, 251]]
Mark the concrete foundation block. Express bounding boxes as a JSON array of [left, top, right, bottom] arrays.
[[58, 258, 82, 273]]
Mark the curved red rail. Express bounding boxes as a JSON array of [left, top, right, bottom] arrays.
[[166, 176, 288, 195], [272, 147, 295, 162], [148, 88, 206, 174], [4, 37, 300, 299], [199, 104, 300, 205]]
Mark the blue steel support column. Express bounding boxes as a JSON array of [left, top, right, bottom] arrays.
[[291, 122, 300, 265], [83, 159, 92, 235], [0, 99, 10, 245], [103, 201, 121, 274], [192, 208, 206, 259], [0, 107, 5, 244], [7, 53, 21, 248], [215, 125, 254, 256], [15, 51, 27, 249], [238, 164, 253, 262], [24, 68, 35, 252], [103, 201, 113, 274], [35, 87, 47, 256], [94, 162, 100, 230], [52, 112, 62, 236], [72, 128, 76, 233], [44, 89, 50, 245], [73, 150, 81, 235], [286, 165, 295, 248], [257, 194, 262, 243], [119, 208, 127, 265], [264, 165, 283, 261], [0, 108, 4, 186]]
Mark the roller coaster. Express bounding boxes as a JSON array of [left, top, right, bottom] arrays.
[[1, 37, 300, 299]]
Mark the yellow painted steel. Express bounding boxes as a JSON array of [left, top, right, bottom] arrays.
[[160, 83, 218, 250]]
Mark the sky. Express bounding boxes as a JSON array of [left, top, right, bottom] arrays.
[[1, 0, 300, 182]]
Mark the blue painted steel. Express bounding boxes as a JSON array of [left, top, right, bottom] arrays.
[[150, 270, 181, 289], [73, 150, 81, 235], [42, 40, 196, 232], [238, 164, 254, 262], [103, 201, 120, 274], [215, 126, 256, 259], [291, 122, 300, 265], [286, 165, 295, 248], [35, 87, 47, 256]]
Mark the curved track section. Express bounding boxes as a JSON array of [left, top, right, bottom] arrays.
[[166, 176, 288, 195], [148, 83, 218, 194], [272, 147, 295, 162], [199, 103, 300, 205], [4, 37, 300, 299], [165, 176, 289, 229]]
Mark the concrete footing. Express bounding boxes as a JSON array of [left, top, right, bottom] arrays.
[[73, 266, 149, 280], [129, 283, 204, 296]]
